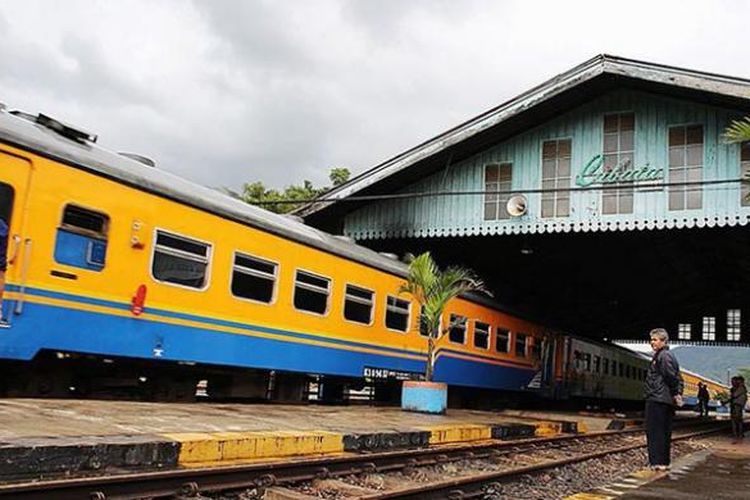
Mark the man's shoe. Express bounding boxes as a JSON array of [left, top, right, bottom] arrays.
[[0, 319, 9, 328]]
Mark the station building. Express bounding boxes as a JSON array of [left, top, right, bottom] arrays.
[[300, 55, 750, 344]]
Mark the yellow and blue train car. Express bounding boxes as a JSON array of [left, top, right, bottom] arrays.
[[0, 109, 560, 400]]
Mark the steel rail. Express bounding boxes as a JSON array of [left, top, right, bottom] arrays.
[[359, 426, 725, 499], [0, 421, 722, 500]]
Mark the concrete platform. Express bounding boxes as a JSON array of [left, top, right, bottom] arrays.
[[0, 399, 624, 480], [0, 402, 548, 478]]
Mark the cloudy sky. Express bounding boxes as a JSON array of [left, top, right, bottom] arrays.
[[0, 0, 747, 192]]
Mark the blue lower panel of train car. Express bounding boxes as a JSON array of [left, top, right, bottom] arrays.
[[0, 302, 422, 377], [434, 350, 536, 390], [0, 286, 534, 391]]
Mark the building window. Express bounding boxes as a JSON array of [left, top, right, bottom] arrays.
[[293, 270, 331, 315], [231, 253, 277, 303], [385, 296, 410, 332], [55, 205, 109, 271], [448, 314, 467, 344], [702, 316, 716, 341], [678, 323, 691, 340], [541, 139, 571, 218], [741, 142, 750, 206], [344, 284, 374, 324], [602, 113, 635, 214], [668, 125, 703, 210], [474, 321, 490, 350], [152, 230, 210, 289], [484, 163, 513, 220], [515, 332, 528, 357], [496, 328, 510, 353], [728, 309, 741, 341]]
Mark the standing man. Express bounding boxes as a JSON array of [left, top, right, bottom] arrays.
[[643, 328, 684, 471], [697, 382, 710, 417]]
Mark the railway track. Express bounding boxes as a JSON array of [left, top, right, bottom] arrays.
[[0, 421, 724, 499]]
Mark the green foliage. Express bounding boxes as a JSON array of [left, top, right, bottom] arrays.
[[240, 168, 350, 214], [329, 167, 351, 187], [398, 252, 489, 381], [723, 117, 750, 144]]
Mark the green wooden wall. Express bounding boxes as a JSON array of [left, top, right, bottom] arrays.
[[344, 89, 748, 239]]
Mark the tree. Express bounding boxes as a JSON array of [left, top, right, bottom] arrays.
[[724, 117, 750, 144], [329, 167, 350, 187], [398, 252, 489, 382], [240, 167, 350, 214]]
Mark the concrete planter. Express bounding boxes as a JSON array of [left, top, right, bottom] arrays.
[[401, 381, 447, 414]]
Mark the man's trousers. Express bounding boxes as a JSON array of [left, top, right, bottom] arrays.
[[645, 400, 674, 466]]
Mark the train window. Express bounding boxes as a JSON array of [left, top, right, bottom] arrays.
[[448, 314, 467, 344], [618, 362, 624, 378], [344, 284, 374, 325], [152, 230, 211, 289], [594, 355, 601, 374], [385, 296, 410, 332], [55, 205, 109, 271], [231, 252, 278, 303], [603, 358, 610, 375], [515, 333, 528, 357], [584, 353, 591, 372], [626, 365, 632, 379], [474, 322, 490, 350], [496, 328, 510, 353], [294, 270, 331, 315], [62, 205, 108, 235]]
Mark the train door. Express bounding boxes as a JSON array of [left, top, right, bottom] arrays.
[[0, 150, 33, 322], [540, 335, 556, 388]]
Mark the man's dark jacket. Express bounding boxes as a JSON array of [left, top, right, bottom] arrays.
[[644, 346, 684, 405]]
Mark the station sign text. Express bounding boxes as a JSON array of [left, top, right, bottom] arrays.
[[575, 154, 664, 188]]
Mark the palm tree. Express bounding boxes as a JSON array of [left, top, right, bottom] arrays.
[[399, 252, 489, 382], [723, 117, 750, 144]]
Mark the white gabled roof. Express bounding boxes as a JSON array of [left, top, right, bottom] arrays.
[[298, 54, 750, 218]]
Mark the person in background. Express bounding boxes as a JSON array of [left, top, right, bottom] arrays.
[[697, 382, 710, 417], [643, 328, 684, 471], [728, 376, 747, 442], [0, 217, 8, 327]]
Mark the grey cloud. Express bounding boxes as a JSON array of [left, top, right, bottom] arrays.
[[192, 0, 317, 75], [0, 23, 154, 112]]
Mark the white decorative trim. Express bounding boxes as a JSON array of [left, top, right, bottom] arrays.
[[347, 213, 750, 240]]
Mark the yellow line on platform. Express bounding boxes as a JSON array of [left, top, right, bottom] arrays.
[[533, 421, 564, 437], [420, 424, 492, 444], [162, 430, 344, 464]]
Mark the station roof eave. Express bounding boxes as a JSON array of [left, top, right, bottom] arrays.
[[298, 54, 750, 231]]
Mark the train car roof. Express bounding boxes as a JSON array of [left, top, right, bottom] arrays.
[[0, 107, 525, 317]]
